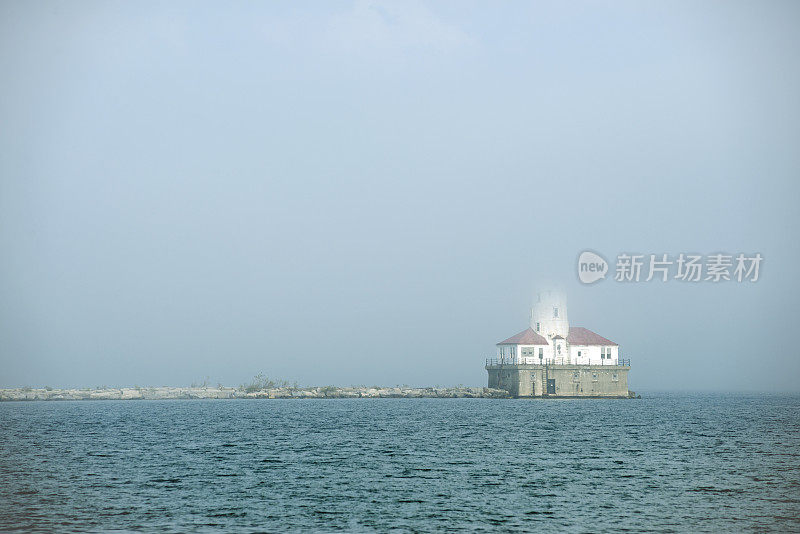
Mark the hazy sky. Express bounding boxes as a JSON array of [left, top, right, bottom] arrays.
[[1, 1, 799, 391]]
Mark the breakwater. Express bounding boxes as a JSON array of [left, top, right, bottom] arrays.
[[0, 386, 510, 401]]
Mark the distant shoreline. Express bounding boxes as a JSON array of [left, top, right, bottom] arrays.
[[0, 386, 512, 401]]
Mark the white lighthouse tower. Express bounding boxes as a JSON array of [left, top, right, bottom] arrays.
[[530, 290, 570, 364]]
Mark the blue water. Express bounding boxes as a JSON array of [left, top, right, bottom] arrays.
[[1, 394, 799, 532]]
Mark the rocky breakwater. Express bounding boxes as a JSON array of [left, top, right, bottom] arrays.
[[0, 386, 510, 401]]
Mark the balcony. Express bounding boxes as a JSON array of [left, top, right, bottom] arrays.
[[485, 357, 631, 367]]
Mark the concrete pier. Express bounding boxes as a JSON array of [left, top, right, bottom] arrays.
[[486, 362, 631, 398]]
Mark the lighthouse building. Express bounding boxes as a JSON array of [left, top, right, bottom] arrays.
[[487, 290, 630, 397]]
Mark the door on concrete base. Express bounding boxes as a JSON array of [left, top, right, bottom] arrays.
[[546, 379, 556, 394]]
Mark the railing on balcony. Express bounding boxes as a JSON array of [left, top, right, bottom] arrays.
[[485, 357, 631, 366]]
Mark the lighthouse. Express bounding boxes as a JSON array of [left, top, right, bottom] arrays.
[[487, 289, 631, 397], [530, 290, 570, 364]]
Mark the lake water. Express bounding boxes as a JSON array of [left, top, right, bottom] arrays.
[[1, 393, 799, 532]]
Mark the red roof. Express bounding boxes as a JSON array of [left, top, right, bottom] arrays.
[[497, 328, 549, 345], [567, 327, 618, 346]]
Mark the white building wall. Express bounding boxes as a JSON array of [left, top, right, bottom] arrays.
[[553, 338, 567, 364], [569, 345, 619, 365], [570, 345, 596, 365], [518, 344, 548, 364], [498, 344, 550, 364], [498, 341, 620, 365], [497, 345, 514, 359], [608, 346, 619, 365]]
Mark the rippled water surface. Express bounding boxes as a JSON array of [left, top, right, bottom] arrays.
[[1, 394, 799, 532]]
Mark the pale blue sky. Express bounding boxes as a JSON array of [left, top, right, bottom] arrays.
[[1, 1, 799, 390]]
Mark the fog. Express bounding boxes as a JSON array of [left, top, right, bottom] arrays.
[[1, 1, 799, 391]]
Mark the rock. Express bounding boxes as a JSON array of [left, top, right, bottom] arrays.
[[0, 385, 512, 401]]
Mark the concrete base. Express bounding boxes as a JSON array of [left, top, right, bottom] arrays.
[[486, 363, 630, 398]]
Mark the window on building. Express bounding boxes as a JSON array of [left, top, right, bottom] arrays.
[[554, 307, 559, 318], [538, 347, 543, 359], [578, 351, 581, 357], [592, 373, 598, 381], [536, 322, 540, 332], [557, 344, 561, 354], [612, 373, 619, 382]]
